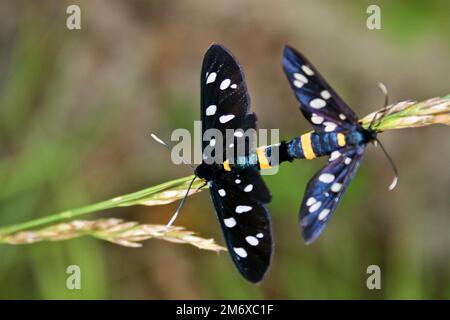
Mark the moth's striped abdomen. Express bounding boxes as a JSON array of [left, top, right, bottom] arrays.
[[286, 131, 346, 160]]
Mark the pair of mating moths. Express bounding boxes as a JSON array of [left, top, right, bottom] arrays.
[[162, 44, 395, 283]]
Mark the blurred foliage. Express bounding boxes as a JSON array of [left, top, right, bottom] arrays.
[[0, 0, 449, 299]]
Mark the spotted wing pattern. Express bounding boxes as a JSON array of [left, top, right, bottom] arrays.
[[283, 45, 359, 133], [300, 146, 365, 243], [200, 44, 273, 283], [201, 44, 255, 150], [209, 167, 272, 283]]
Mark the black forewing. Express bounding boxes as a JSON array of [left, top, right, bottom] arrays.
[[282, 45, 359, 133], [299, 145, 365, 243], [201, 44, 256, 151]]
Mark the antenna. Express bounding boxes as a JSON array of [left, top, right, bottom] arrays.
[[150, 132, 199, 227], [150, 133, 195, 170], [378, 81, 389, 108], [166, 175, 197, 227], [375, 137, 398, 191], [369, 82, 390, 130]]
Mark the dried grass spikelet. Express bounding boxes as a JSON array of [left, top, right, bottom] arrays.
[[110, 175, 207, 207], [3, 218, 226, 252], [360, 95, 450, 131]]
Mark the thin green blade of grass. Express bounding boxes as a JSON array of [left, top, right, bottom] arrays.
[[0, 175, 207, 237]]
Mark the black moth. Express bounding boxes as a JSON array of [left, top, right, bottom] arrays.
[[194, 44, 273, 283]]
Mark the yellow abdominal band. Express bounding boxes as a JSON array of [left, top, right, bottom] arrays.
[[337, 133, 346, 147], [223, 159, 231, 171], [257, 146, 271, 169], [300, 132, 316, 160]]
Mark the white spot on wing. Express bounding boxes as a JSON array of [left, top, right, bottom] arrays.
[[206, 72, 216, 84], [234, 131, 244, 138], [310, 98, 326, 109], [230, 84, 237, 89], [331, 182, 342, 192], [235, 179, 241, 184], [245, 236, 259, 246], [244, 184, 253, 192], [329, 151, 341, 162], [319, 173, 335, 183], [301, 65, 314, 76], [293, 80, 305, 88], [224, 217, 236, 228], [309, 201, 322, 213], [233, 247, 247, 258], [256, 233, 264, 238], [306, 197, 316, 206], [294, 73, 308, 82], [321, 90, 331, 99], [318, 209, 330, 221], [311, 113, 324, 124], [236, 205, 252, 213], [219, 115, 235, 123], [293, 73, 308, 88], [345, 157, 352, 165], [206, 105, 217, 116], [218, 189, 226, 197], [339, 113, 347, 120], [220, 79, 231, 90], [324, 121, 337, 132]]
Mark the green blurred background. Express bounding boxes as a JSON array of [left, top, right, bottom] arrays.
[[0, 0, 448, 299]]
